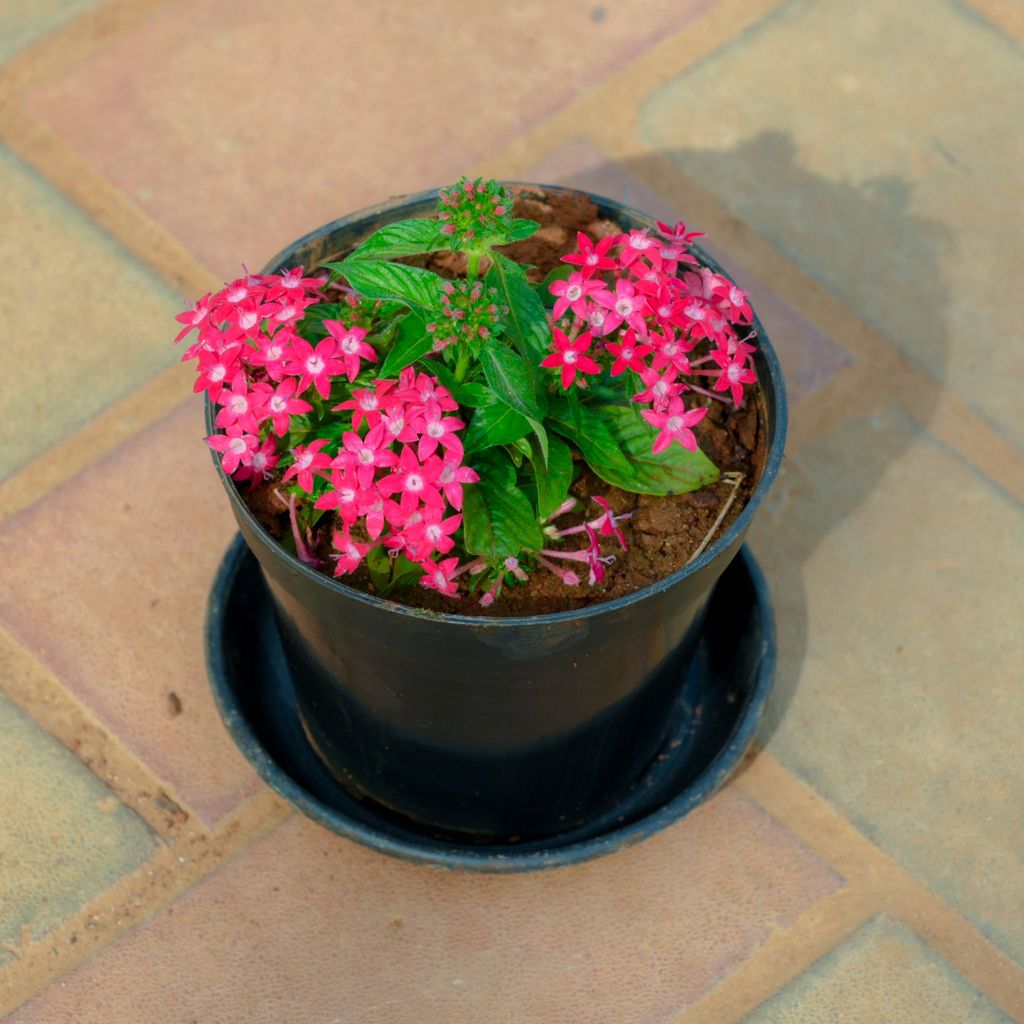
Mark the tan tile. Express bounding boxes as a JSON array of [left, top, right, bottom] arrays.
[[749, 406, 1024, 964], [0, 399, 258, 825], [9, 789, 841, 1023], [0, 0, 96, 63], [25, 0, 714, 278], [527, 138, 853, 405], [640, 0, 1024, 446], [744, 916, 1013, 1023], [0, 146, 182, 481], [0, 694, 158, 965]]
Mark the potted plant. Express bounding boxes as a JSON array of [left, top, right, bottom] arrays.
[[178, 180, 786, 840]]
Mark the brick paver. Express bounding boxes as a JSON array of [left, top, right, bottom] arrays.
[[639, 0, 1024, 447], [0, 694, 158, 967], [0, 400, 258, 827], [24, 0, 716, 277], [743, 916, 1013, 1023], [8, 793, 841, 1024], [0, 146, 181, 482], [750, 406, 1024, 964]]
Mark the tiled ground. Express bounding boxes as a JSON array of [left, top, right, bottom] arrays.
[[1, 1, 1022, 1021]]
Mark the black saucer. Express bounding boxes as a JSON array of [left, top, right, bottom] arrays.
[[207, 537, 775, 873]]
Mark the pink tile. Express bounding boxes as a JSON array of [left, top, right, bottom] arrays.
[[26, 0, 715, 278], [0, 400, 258, 824], [10, 789, 842, 1023], [528, 139, 853, 404]]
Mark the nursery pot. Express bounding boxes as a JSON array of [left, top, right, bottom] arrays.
[[208, 183, 787, 840]]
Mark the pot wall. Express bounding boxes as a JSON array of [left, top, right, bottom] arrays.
[[211, 184, 787, 838]]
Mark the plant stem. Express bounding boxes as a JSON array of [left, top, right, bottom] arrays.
[[454, 346, 471, 383], [466, 251, 481, 281]]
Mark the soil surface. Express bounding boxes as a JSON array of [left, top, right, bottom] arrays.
[[245, 187, 768, 616]]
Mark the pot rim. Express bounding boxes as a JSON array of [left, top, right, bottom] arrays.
[[207, 181, 788, 628]]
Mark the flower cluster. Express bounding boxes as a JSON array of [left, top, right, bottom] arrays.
[[543, 222, 757, 453], [426, 280, 508, 355], [436, 177, 515, 246], [318, 366, 478, 583], [175, 269, 477, 591]]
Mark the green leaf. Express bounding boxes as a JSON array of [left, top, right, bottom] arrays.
[[325, 260, 444, 314], [380, 314, 432, 377], [427, 362, 491, 408], [484, 251, 551, 365], [528, 434, 574, 519], [548, 401, 719, 495], [504, 218, 540, 242], [464, 400, 531, 453], [462, 450, 544, 562], [346, 218, 447, 261], [480, 344, 546, 421]]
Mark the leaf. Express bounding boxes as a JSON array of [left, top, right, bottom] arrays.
[[528, 434, 574, 520], [380, 314, 432, 376], [548, 401, 719, 495], [426, 362, 491, 408], [464, 400, 531, 453], [462, 450, 544, 562], [346, 218, 447, 261], [325, 260, 444, 314], [504, 218, 540, 242], [480, 344, 546, 422], [484, 251, 552, 365]]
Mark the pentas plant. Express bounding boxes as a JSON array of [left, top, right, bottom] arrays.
[[176, 178, 759, 606]]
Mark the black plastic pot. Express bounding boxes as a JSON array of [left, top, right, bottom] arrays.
[[207, 183, 787, 840]]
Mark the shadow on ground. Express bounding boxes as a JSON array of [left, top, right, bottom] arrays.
[[538, 132, 952, 747]]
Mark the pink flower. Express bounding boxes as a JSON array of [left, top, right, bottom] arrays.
[[411, 401, 465, 460], [264, 267, 324, 297], [214, 372, 262, 433], [656, 219, 705, 247], [193, 345, 242, 401], [549, 272, 602, 319], [561, 231, 617, 277], [282, 438, 333, 493], [284, 337, 345, 399], [592, 278, 649, 334], [396, 371, 458, 412], [632, 366, 682, 410], [541, 328, 601, 390], [206, 426, 258, 475], [234, 436, 280, 488], [248, 329, 294, 381], [419, 557, 461, 598], [334, 423, 398, 489], [618, 229, 658, 268], [437, 459, 479, 510], [605, 329, 653, 377], [257, 377, 313, 437], [314, 469, 362, 525], [173, 294, 215, 343], [324, 321, 376, 382], [641, 397, 708, 453], [711, 349, 757, 405], [331, 526, 371, 577], [401, 507, 462, 560], [333, 380, 400, 430], [378, 447, 444, 516]]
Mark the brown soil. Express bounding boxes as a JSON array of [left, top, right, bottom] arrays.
[[245, 187, 768, 616]]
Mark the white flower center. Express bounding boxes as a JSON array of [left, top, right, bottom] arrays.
[[727, 364, 743, 382], [239, 310, 258, 330], [228, 437, 247, 455], [357, 448, 374, 464], [589, 310, 606, 327], [427, 421, 445, 438], [341, 337, 360, 355], [210, 365, 227, 383], [229, 395, 248, 414], [252, 453, 267, 470], [387, 415, 404, 436], [306, 355, 325, 375], [653, 381, 669, 398], [667, 416, 684, 432], [296, 452, 313, 469], [563, 350, 578, 365], [227, 287, 247, 303], [585, 253, 599, 266], [566, 285, 582, 301], [406, 473, 424, 492], [359, 395, 378, 411], [631, 233, 652, 249], [426, 524, 442, 541], [615, 299, 634, 317], [270, 396, 286, 413], [433, 571, 447, 586]]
